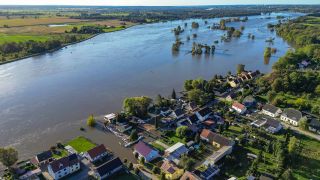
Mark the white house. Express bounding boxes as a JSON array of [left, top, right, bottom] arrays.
[[133, 141, 160, 162], [262, 104, 282, 118], [195, 107, 212, 122], [231, 102, 247, 114], [48, 154, 80, 180], [86, 144, 108, 163], [94, 157, 123, 179], [251, 117, 282, 133], [280, 109, 302, 126], [104, 113, 116, 123], [165, 142, 189, 165]]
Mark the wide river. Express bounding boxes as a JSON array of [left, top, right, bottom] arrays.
[[0, 12, 302, 161]]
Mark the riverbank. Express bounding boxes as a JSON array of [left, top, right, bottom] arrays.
[[0, 25, 136, 66]]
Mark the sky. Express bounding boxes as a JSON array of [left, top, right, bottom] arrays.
[[0, 0, 319, 6]]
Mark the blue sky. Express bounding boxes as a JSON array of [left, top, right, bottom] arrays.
[[0, 0, 319, 6]]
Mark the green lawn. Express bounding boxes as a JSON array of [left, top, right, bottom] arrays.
[[66, 136, 96, 153], [52, 149, 69, 159], [0, 34, 51, 44], [112, 173, 139, 180], [151, 142, 166, 152]]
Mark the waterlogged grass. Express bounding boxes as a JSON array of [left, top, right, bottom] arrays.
[[66, 136, 96, 153]]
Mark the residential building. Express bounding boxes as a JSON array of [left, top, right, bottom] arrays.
[[164, 142, 188, 165], [86, 144, 108, 163], [251, 116, 282, 133], [195, 107, 212, 122], [200, 129, 234, 149], [133, 141, 160, 162], [309, 119, 320, 134], [47, 154, 80, 180], [160, 160, 184, 180], [188, 114, 200, 124], [226, 93, 237, 102], [104, 113, 116, 123], [186, 102, 199, 112], [242, 96, 256, 107], [180, 171, 201, 180], [204, 146, 233, 165], [35, 150, 53, 166], [194, 165, 220, 180], [262, 104, 282, 118], [170, 108, 185, 119], [94, 157, 123, 179], [280, 109, 302, 126], [231, 102, 247, 114]]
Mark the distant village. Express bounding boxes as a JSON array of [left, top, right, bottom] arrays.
[[2, 69, 319, 180]]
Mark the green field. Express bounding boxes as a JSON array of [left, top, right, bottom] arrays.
[[0, 34, 52, 44], [66, 136, 96, 153]]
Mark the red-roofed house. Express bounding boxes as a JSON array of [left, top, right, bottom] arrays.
[[231, 102, 247, 114], [133, 141, 160, 162], [85, 144, 108, 162]]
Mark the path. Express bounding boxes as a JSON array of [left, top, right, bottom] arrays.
[[154, 140, 170, 149]]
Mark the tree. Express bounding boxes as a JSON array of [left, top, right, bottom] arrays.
[[272, 78, 283, 92], [87, 114, 96, 127], [140, 157, 145, 165], [219, 124, 224, 133], [194, 133, 200, 143], [225, 121, 230, 130], [155, 116, 159, 129], [237, 64, 245, 74], [179, 155, 195, 170], [176, 126, 189, 138], [128, 162, 133, 170], [160, 172, 166, 180], [298, 117, 308, 130], [315, 85, 320, 95], [130, 130, 138, 141], [0, 147, 18, 170], [171, 89, 176, 99], [288, 136, 297, 155], [152, 166, 160, 174], [281, 168, 293, 180], [123, 96, 152, 118]]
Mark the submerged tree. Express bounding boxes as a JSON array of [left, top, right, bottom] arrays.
[[0, 147, 18, 171]]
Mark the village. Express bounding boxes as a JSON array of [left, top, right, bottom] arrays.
[[2, 69, 319, 180]]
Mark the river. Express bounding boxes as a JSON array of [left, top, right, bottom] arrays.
[[0, 12, 303, 161]]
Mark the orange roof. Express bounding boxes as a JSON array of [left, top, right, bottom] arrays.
[[232, 102, 246, 110]]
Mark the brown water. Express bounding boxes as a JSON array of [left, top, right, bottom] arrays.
[[0, 12, 302, 161]]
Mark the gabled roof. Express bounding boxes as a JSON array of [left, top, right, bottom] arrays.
[[262, 104, 280, 114], [165, 142, 188, 154], [264, 118, 281, 128], [309, 119, 320, 129], [197, 107, 211, 117], [243, 96, 256, 103], [134, 141, 157, 157], [232, 102, 246, 110], [281, 109, 302, 122], [203, 120, 215, 126], [200, 129, 233, 146], [173, 108, 184, 117], [161, 160, 178, 174], [96, 157, 123, 176], [188, 114, 199, 123], [49, 154, 79, 173], [198, 165, 220, 178], [87, 144, 107, 159], [180, 171, 201, 180], [36, 150, 52, 162]]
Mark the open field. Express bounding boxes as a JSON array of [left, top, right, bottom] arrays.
[[66, 136, 96, 153], [0, 17, 86, 27]]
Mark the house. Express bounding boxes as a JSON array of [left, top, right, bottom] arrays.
[[262, 104, 282, 118], [200, 129, 234, 149], [170, 108, 185, 119], [308, 119, 320, 134], [164, 142, 188, 165], [228, 78, 240, 88], [47, 154, 80, 180], [280, 109, 302, 126], [19, 168, 41, 180], [94, 157, 123, 179], [180, 171, 201, 180], [194, 165, 220, 180], [86, 144, 108, 163], [204, 146, 233, 165], [104, 113, 116, 123], [133, 141, 160, 162], [35, 150, 53, 166], [116, 124, 132, 133], [231, 102, 247, 114], [251, 116, 282, 133], [195, 107, 212, 122], [186, 102, 199, 112], [188, 114, 200, 124], [203, 119, 216, 129], [160, 160, 184, 180], [243, 96, 256, 107], [226, 93, 237, 101]]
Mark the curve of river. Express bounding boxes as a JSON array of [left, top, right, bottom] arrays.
[[0, 12, 303, 161]]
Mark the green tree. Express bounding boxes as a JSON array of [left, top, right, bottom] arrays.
[[176, 126, 189, 138], [298, 117, 308, 130], [288, 137, 297, 155], [152, 166, 160, 174], [281, 168, 294, 180], [130, 130, 138, 141], [171, 89, 177, 99], [140, 157, 145, 165], [160, 172, 166, 180], [0, 147, 18, 170], [194, 133, 200, 143], [237, 64, 245, 74], [315, 85, 320, 95], [123, 96, 152, 118], [128, 162, 133, 170], [178, 155, 195, 170], [87, 114, 96, 127]]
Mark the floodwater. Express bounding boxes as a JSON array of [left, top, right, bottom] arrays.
[[0, 12, 303, 161]]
